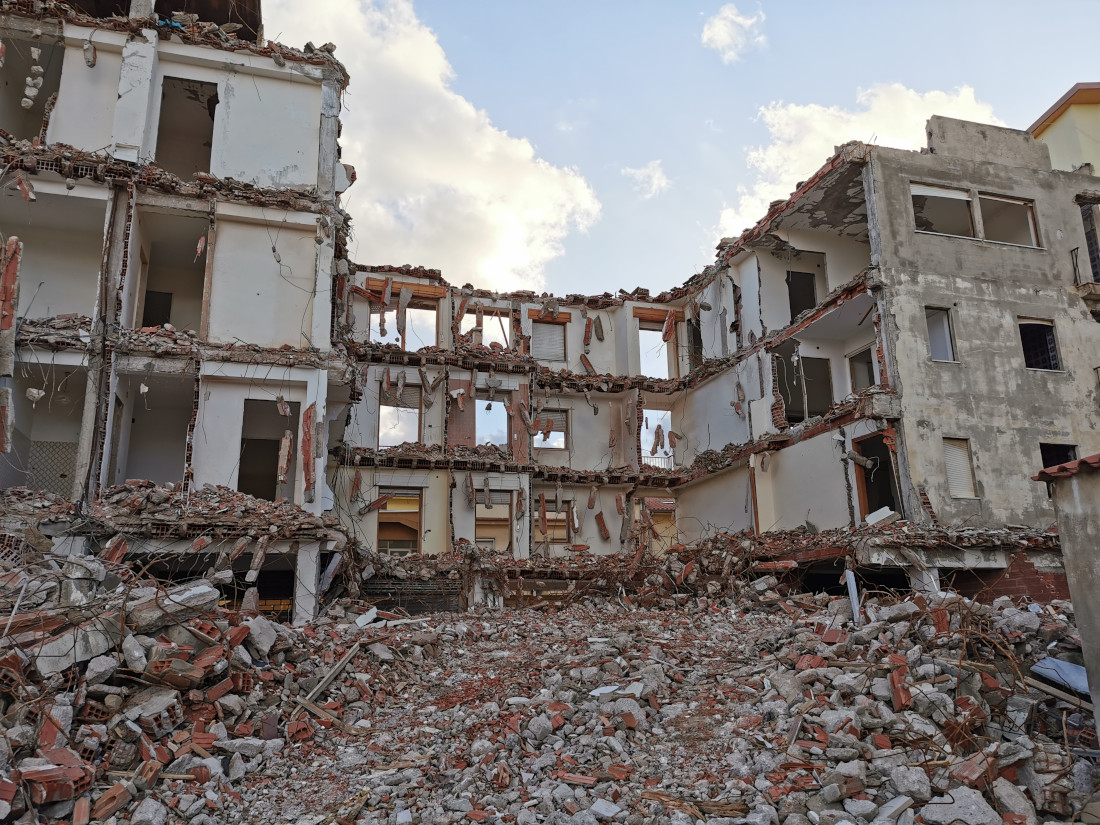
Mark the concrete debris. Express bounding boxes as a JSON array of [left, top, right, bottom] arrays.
[[0, 537, 1094, 824]]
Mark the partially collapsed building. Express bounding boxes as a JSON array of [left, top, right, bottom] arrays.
[[3, 2, 1099, 622]]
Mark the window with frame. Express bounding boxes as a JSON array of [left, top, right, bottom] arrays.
[[786, 271, 818, 320], [1018, 318, 1061, 371], [535, 409, 568, 450], [378, 384, 421, 447], [371, 306, 437, 350], [912, 184, 974, 237], [943, 438, 977, 499], [638, 324, 670, 379], [925, 307, 957, 362], [979, 195, 1038, 246], [377, 487, 421, 555], [531, 321, 566, 361], [911, 183, 1039, 247]]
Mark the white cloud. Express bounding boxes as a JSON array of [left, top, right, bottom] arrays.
[[717, 84, 1003, 239], [701, 4, 765, 64], [263, 0, 600, 292], [621, 160, 671, 200]]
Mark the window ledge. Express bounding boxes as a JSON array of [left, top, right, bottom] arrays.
[[914, 230, 1042, 250], [1024, 368, 1067, 374], [929, 359, 962, 365], [948, 496, 982, 501]]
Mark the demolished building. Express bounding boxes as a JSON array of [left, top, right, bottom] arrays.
[[3, 1, 1100, 625]]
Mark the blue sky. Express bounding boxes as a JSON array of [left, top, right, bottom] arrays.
[[266, 1, 1098, 297]]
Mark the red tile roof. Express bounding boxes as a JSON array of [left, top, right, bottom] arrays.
[[643, 497, 676, 512], [1032, 453, 1100, 482]]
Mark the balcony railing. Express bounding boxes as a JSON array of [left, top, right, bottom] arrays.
[[641, 453, 674, 470]]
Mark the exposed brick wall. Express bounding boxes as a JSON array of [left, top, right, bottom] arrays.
[[770, 355, 788, 430], [948, 551, 1070, 602]]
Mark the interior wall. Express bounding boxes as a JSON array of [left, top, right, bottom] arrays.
[[207, 217, 316, 348], [150, 57, 323, 189], [781, 229, 872, 293], [47, 36, 123, 151], [757, 431, 853, 531], [191, 377, 308, 501], [675, 468, 754, 543], [7, 194, 107, 318], [123, 377, 194, 484]]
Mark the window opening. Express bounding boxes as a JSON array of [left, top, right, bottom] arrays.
[[641, 408, 674, 469], [775, 343, 833, 423], [1019, 319, 1061, 370], [687, 319, 704, 371], [925, 307, 957, 362], [979, 195, 1037, 246], [135, 211, 208, 331], [1081, 204, 1100, 282], [370, 306, 437, 350], [1039, 442, 1077, 469], [238, 399, 300, 502], [476, 392, 510, 448], [475, 490, 512, 554], [535, 409, 567, 450], [535, 497, 572, 546], [377, 488, 421, 555], [638, 326, 669, 379], [155, 78, 218, 179], [848, 347, 876, 392], [379, 383, 421, 447], [943, 438, 977, 498], [531, 321, 566, 361], [912, 184, 974, 237], [853, 434, 898, 518], [461, 310, 510, 348], [786, 271, 817, 320]]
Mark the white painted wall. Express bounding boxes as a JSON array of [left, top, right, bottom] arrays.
[[531, 394, 627, 471], [671, 369, 751, 465], [675, 467, 754, 542], [48, 30, 124, 151], [781, 230, 872, 293], [206, 214, 316, 348], [191, 374, 310, 503], [757, 431, 852, 531], [531, 482, 630, 556], [150, 50, 323, 188]]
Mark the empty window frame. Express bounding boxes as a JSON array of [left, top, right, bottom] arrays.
[[687, 319, 704, 371], [1039, 442, 1077, 470], [476, 392, 510, 448], [1081, 204, 1100, 282], [775, 343, 833, 424], [637, 325, 669, 379], [461, 308, 511, 348], [475, 489, 512, 553], [925, 307, 957, 362], [370, 306, 437, 350], [943, 438, 977, 499], [378, 384, 421, 447], [848, 346, 876, 392], [377, 487, 421, 555], [786, 271, 818, 320], [238, 399, 300, 502], [155, 78, 218, 179], [1018, 318, 1061, 371], [911, 184, 974, 237], [531, 321, 566, 361], [535, 409, 568, 450], [979, 195, 1038, 247], [535, 497, 572, 545]]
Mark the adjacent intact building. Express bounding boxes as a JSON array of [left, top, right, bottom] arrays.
[[3, 0, 1096, 618]]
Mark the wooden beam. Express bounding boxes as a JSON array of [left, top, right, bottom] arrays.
[[365, 277, 447, 301], [633, 306, 684, 323], [526, 308, 573, 323]]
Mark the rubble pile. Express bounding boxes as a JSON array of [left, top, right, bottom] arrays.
[[0, 536, 1093, 824], [89, 481, 338, 539], [217, 590, 1094, 825]]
